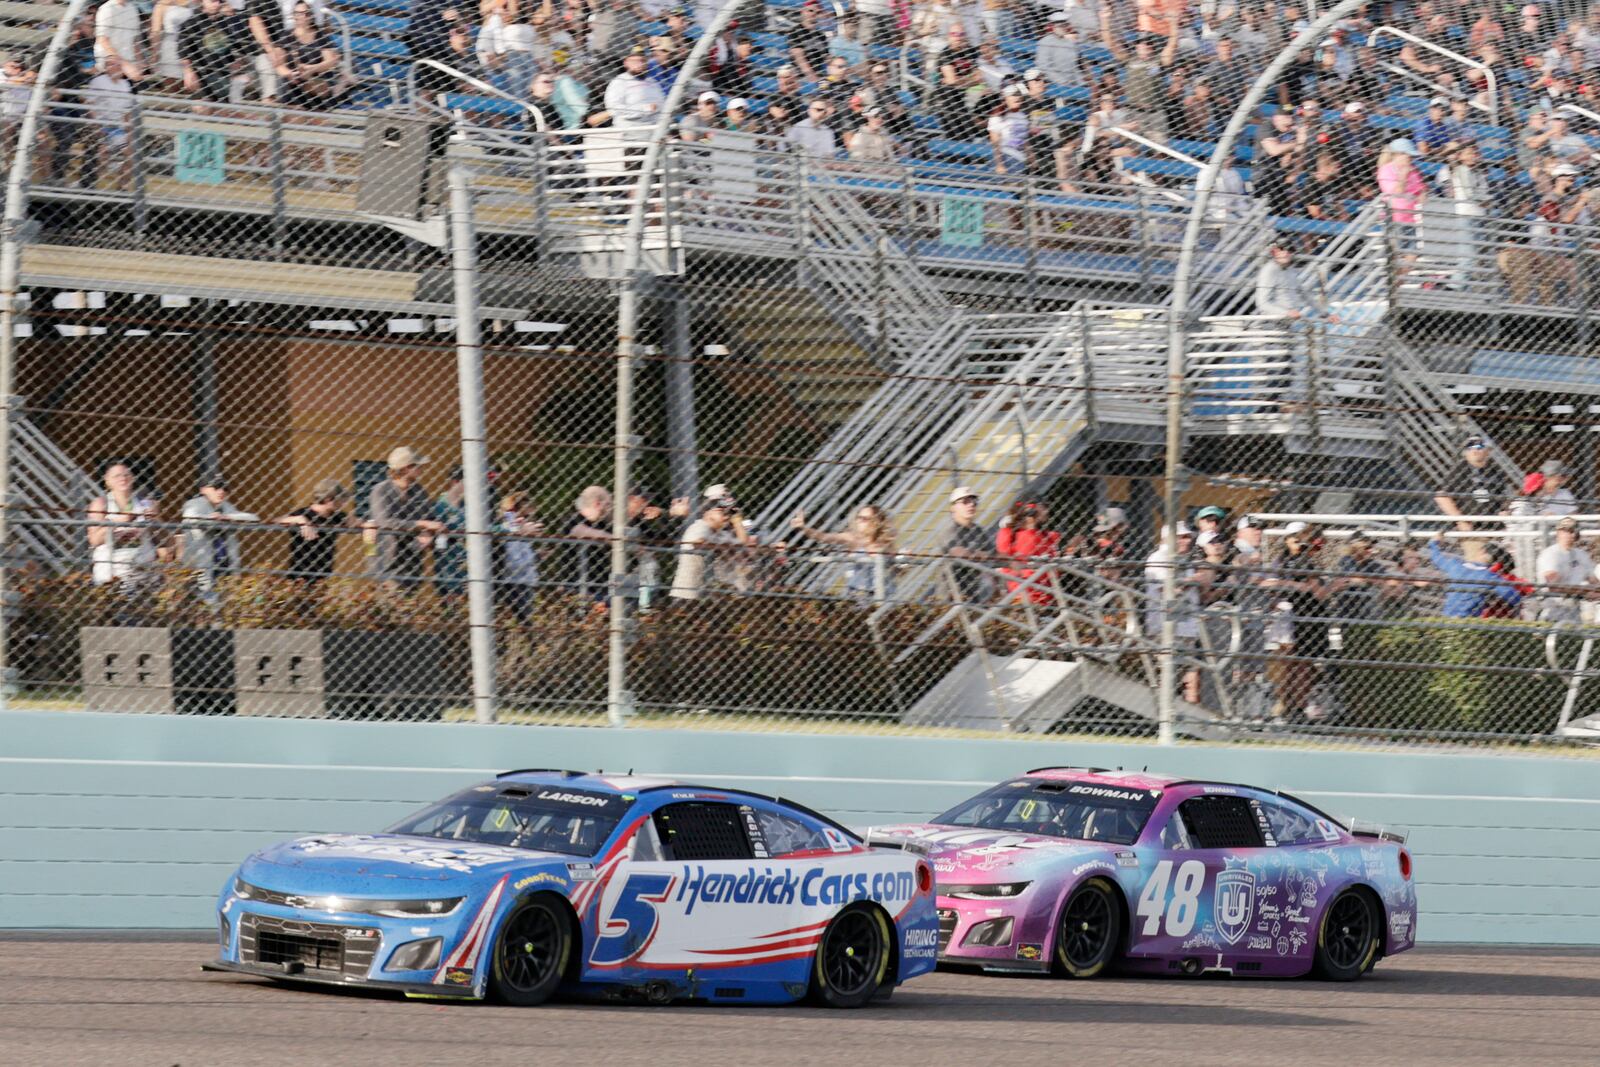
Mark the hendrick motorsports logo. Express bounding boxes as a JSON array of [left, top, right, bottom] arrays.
[[1214, 866, 1256, 946]]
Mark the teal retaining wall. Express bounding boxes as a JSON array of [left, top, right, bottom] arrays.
[[2, 710, 1596, 943]]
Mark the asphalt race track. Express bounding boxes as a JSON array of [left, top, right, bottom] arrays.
[[1, 936, 1596, 1067]]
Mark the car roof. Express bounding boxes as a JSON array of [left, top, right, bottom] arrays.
[[1021, 769, 1337, 821], [1022, 766, 1187, 792], [491, 770, 862, 840], [495, 769, 684, 794]]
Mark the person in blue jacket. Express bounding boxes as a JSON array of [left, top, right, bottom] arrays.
[[1427, 533, 1523, 618]]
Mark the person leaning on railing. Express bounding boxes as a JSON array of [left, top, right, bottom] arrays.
[[88, 462, 165, 589], [1534, 516, 1598, 623]]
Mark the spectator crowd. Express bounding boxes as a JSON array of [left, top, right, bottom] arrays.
[[10, 0, 1600, 303], [77, 426, 1600, 725]]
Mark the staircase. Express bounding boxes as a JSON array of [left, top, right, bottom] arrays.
[[1386, 335, 1521, 489], [876, 558, 1225, 738], [716, 287, 886, 433], [7, 410, 97, 574], [798, 174, 959, 365]]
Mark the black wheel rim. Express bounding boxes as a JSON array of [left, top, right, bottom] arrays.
[[1060, 886, 1112, 968], [498, 903, 561, 993], [821, 911, 882, 997], [1324, 894, 1373, 970]]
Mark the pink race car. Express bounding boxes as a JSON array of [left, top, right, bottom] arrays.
[[871, 767, 1415, 981]]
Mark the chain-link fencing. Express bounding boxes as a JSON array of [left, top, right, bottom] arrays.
[[5, 0, 1600, 751]]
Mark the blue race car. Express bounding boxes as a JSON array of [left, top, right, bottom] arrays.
[[204, 770, 938, 1008]]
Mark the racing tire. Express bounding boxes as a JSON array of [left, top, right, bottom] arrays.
[[1052, 877, 1121, 979], [489, 894, 571, 1006], [1312, 889, 1381, 982], [809, 905, 892, 1009]]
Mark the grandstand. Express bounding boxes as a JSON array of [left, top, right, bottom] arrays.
[[4, 0, 1599, 743]]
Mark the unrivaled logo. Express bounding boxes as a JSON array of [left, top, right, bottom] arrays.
[[675, 865, 918, 915]]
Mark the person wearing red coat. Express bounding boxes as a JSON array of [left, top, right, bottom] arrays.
[[996, 500, 1060, 604]]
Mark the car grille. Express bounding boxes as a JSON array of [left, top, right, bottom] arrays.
[[936, 909, 958, 953], [238, 914, 380, 981]]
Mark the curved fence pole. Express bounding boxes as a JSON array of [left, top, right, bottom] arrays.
[[0, 0, 94, 697], [607, 0, 751, 726], [1158, 0, 1370, 744]]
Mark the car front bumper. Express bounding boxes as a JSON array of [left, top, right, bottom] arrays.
[[200, 957, 480, 998], [935, 899, 1052, 972]]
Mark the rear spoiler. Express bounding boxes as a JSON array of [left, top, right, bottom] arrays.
[[1347, 819, 1408, 845], [863, 830, 932, 857]]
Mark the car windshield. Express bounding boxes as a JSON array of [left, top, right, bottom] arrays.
[[386, 785, 628, 857], [934, 780, 1161, 846]]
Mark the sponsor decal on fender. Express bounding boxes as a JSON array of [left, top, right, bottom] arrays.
[[904, 928, 939, 959], [442, 968, 473, 986], [514, 872, 568, 891], [1015, 943, 1043, 961]]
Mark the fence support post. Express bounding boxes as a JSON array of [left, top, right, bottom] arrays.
[[447, 167, 497, 724]]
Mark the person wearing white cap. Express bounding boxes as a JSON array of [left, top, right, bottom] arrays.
[[1034, 14, 1084, 88], [1144, 520, 1201, 702], [670, 487, 752, 602], [941, 486, 994, 602], [679, 89, 723, 142], [848, 105, 896, 163], [365, 446, 444, 590], [1416, 97, 1452, 156]]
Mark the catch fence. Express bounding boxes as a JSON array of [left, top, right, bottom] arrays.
[[3, 1, 1599, 753]]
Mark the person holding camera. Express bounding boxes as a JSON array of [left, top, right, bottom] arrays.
[[669, 485, 753, 602], [792, 503, 896, 601], [995, 499, 1060, 605]]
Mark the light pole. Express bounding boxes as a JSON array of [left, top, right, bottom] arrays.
[[606, 0, 753, 727], [1157, 0, 1371, 743], [0, 0, 94, 700], [368, 168, 497, 723]]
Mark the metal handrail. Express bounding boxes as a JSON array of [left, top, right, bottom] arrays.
[[406, 58, 547, 131], [897, 37, 931, 94], [320, 6, 356, 80], [1368, 25, 1498, 127]]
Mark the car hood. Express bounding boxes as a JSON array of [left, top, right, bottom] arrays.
[[870, 823, 1126, 880], [245, 832, 569, 887]]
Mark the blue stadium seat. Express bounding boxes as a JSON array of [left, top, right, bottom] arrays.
[[927, 137, 993, 162], [336, 34, 410, 60], [440, 92, 528, 118], [339, 12, 409, 34]]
